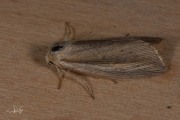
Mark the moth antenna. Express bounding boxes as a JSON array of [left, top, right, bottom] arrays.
[[65, 71, 95, 99], [56, 66, 64, 89], [64, 22, 75, 41], [80, 79, 95, 99], [75, 74, 95, 99]]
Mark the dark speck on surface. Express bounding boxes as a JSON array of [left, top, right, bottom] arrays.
[[167, 106, 172, 109]]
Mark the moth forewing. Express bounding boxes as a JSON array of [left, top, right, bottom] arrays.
[[57, 40, 162, 64]]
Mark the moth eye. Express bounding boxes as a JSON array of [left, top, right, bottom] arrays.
[[49, 61, 54, 64], [51, 45, 64, 52]]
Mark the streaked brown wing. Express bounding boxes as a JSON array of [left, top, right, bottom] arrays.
[[58, 39, 166, 78]]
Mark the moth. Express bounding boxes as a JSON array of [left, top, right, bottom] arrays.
[[46, 22, 166, 99]]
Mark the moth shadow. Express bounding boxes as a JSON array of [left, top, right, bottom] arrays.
[[29, 43, 49, 67], [158, 38, 178, 69], [29, 43, 58, 76]]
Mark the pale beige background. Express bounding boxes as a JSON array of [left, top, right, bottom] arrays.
[[0, 0, 180, 120]]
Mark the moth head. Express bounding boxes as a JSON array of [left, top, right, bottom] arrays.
[[46, 42, 64, 65], [50, 43, 64, 52]]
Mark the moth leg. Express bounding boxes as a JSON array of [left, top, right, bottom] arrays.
[[56, 66, 65, 89], [64, 22, 75, 41], [65, 71, 95, 99]]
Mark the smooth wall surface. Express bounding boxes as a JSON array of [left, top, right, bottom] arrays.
[[0, 0, 180, 120]]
